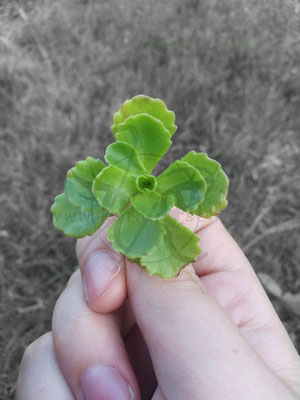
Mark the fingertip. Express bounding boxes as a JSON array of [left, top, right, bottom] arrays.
[[88, 265, 127, 313], [81, 250, 126, 313]]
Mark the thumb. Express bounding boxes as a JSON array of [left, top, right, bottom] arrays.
[[126, 262, 295, 400]]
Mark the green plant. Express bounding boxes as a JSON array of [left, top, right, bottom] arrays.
[[51, 95, 229, 278]]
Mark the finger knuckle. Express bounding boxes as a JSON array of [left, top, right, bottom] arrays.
[[22, 332, 53, 364], [171, 276, 203, 298], [53, 312, 87, 356], [66, 268, 81, 287]]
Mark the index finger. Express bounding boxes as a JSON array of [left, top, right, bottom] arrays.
[[193, 217, 300, 388]]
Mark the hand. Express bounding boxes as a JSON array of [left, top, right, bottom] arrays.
[[16, 210, 300, 399]]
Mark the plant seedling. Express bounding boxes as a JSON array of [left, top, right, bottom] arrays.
[[51, 95, 229, 278]]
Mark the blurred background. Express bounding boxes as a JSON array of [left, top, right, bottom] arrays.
[[0, 0, 299, 397]]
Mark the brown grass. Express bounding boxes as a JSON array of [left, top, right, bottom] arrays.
[[0, 0, 300, 397]]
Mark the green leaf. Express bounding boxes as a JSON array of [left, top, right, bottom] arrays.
[[51, 96, 230, 279], [140, 215, 201, 278], [107, 206, 165, 258], [111, 94, 177, 137], [105, 141, 146, 176], [51, 193, 109, 238], [92, 165, 138, 214], [156, 160, 207, 213], [132, 191, 175, 219], [65, 157, 106, 213], [116, 114, 172, 173], [181, 151, 229, 217]]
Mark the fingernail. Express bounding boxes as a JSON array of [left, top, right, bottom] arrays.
[[83, 251, 121, 303], [80, 365, 134, 400]]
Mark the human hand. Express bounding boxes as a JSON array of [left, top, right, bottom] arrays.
[[16, 210, 300, 399]]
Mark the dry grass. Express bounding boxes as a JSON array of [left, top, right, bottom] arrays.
[[0, 0, 300, 397]]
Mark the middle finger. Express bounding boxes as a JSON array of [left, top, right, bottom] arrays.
[[52, 269, 139, 400]]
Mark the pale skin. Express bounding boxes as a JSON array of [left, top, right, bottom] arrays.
[[16, 209, 300, 400]]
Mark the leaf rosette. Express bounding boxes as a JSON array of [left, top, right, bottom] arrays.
[[51, 95, 229, 278]]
